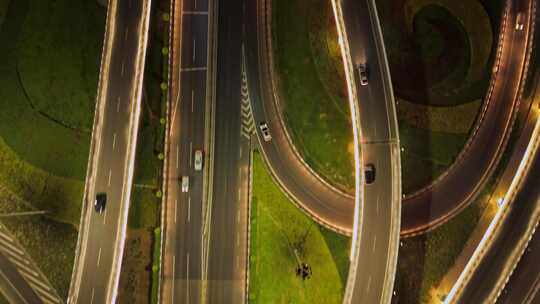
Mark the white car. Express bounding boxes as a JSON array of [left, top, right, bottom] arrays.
[[194, 150, 203, 171], [358, 64, 368, 86], [516, 12, 524, 31], [181, 176, 189, 193], [259, 122, 272, 141]]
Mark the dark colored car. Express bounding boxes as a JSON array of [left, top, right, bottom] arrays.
[[94, 192, 107, 213], [364, 164, 376, 184]]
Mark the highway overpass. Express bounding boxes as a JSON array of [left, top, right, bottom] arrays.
[[68, 0, 151, 302]]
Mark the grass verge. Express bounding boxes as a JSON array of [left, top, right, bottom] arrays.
[[249, 152, 350, 303], [393, 201, 481, 303], [273, 0, 354, 192], [118, 3, 168, 303]]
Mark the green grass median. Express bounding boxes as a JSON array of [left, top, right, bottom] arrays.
[[273, 0, 354, 192], [249, 152, 350, 303]]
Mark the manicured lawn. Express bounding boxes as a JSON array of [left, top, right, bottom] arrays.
[[273, 0, 354, 192], [393, 201, 481, 303], [0, 0, 8, 26], [399, 121, 468, 194], [0, 0, 104, 300], [249, 152, 350, 303], [0, 0, 104, 180]]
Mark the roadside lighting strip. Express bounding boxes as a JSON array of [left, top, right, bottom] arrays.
[[443, 0, 537, 301], [255, 0, 351, 236], [404, 2, 510, 202], [158, 0, 177, 301], [331, 0, 401, 303], [67, 0, 118, 301], [444, 110, 540, 304], [107, 0, 152, 302]]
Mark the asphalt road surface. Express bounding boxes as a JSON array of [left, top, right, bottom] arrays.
[[497, 223, 540, 304], [0, 253, 41, 304], [71, 0, 146, 302], [161, 0, 209, 302], [247, 0, 532, 239], [247, 0, 401, 302], [340, 0, 401, 303], [206, 0, 249, 301], [459, 139, 540, 302]]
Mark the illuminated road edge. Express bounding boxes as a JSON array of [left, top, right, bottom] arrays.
[[331, 0, 402, 303], [67, 0, 153, 302]]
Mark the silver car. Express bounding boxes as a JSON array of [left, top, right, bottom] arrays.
[[259, 122, 272, 141], [194, 150, 203, 171], [181, 176, 189, 193]]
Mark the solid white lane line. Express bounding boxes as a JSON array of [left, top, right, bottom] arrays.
[[189, 142, 193, 167], [108, 169, 112, 187], [191, 89, 194, 113], [176, 145, 179, 169], [97, 248, 102, 266], [188, 197, 191, 222], [373, 236, 377, 253], [112, 133, 117, 150], [117, 97, 121, 112], [172, 255, 175, 303], [175, 199, 178, 224], [183, 11, 208, 15], [121, 61, 125, 76], [186, 254, 190, 302], [180, 67, 207, 72], [192, 40, 196, 62]]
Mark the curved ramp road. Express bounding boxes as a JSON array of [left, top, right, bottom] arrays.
[[68, 0, 151, 303], [248, 0, 401, 302], [401, 0, 532, 236], [250, 0, 531, 241]]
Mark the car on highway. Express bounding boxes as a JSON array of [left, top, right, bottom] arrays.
[[516, 12, 524, 31], [358, 64, 368, 85], [181, 176, 189, 193], [194, 150, 203, 171], [94, 192, 107, 213], [259, 122, 272, 141], [364, 164, 376, 184]]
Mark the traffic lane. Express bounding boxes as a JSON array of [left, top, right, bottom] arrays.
[[342, 0, 396, 143], [350, 143, 393, 303], [459, 147, 540, 302], [254, 108, 354, 230], [181, 14, 209, 69], [0, 253, 41, 304], [401, 16, 526, 230], [173, 71, 207, 304], [207, 0, 244, 298], [78, 0, 142, 301], [497, 221, 540, 304], [183, 0, 209, 12]]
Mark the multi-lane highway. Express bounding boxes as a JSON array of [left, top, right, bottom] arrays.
[[206, 0, 250, 301], [497, 225, 540, 304], [160, 0, 210, 302], [68, 0, 151, 303], [335, 0, 402, 303], [457, 127, 540, 303]]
